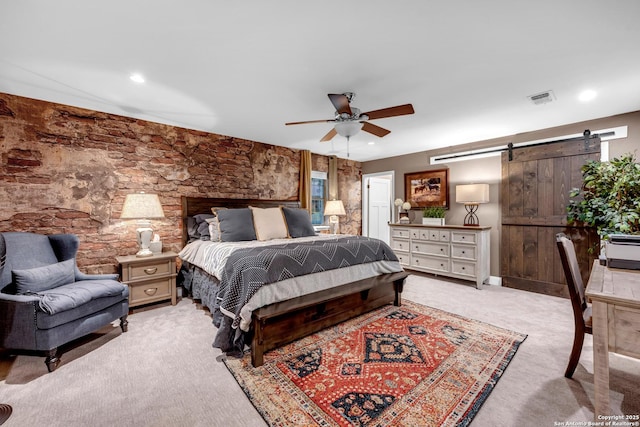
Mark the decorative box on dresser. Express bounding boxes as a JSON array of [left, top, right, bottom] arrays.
[[389, 224, 491, 288], [116, 251, 178, 308]]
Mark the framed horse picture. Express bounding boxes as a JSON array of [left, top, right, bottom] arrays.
[[404, 169, 449, 209]]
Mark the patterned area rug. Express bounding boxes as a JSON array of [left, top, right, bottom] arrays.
[[224, 301, 527, 426]]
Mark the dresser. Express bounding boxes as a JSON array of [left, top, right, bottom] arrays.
[[116, 251, 178, 308], [389, 224, 490, 288]]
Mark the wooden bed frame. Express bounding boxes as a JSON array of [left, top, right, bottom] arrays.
[[181, 196, 408, 367]]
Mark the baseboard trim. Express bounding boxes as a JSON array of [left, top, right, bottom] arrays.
[[486, 276, 502, 286]]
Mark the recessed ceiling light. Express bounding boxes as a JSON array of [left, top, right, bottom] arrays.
[[578, 89, 597, 102], [367, 141, 375, 145], [129, 73, 145, 83]]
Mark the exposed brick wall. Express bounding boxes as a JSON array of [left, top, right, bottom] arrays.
[[0, 93, 362, 274]]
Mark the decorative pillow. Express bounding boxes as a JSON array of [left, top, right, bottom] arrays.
[[210, 207, 227, 216], [250, 206, 289, 241], [206, 217, 221, 242], [197, 221, 211, 240], [216, 208, 257, 242], [282, 207, 316, 238], [13, 258, 76, 294], [186, 216, 200, 242], [189, 213, 215, 241]]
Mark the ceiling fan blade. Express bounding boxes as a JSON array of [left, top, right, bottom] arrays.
[[363, 104, 414, 120], [362, 122, 391, 138], [320, 128, 337, 142], [285, 119, 334, 126], [328, 93, 352, 115]]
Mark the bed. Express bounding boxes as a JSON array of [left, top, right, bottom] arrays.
[[179, 196, 408, 367]]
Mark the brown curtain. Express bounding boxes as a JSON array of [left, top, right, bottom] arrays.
[[299, 150, 312, 211], [328, 155, 338, 200]]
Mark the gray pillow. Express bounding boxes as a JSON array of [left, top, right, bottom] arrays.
[[217, 208, 257, 242], [282, 207, 316, 238], [13, 258, 76, 294]]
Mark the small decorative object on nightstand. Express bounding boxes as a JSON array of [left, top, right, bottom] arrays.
[[117, 251, 177, 309]]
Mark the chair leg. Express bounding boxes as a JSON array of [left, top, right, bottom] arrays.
[[45, 348, 60, 373], [565, 330, 585, 379], [120, 315, 128, 333]]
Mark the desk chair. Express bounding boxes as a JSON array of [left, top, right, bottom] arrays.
[[556, 233, 593, 378]]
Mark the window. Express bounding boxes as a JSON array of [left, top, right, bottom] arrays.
[[310, 171, 327, 225]]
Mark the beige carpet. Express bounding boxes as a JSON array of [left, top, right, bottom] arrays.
[[1, 273, 638, 427]]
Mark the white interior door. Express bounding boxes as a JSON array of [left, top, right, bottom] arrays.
[[365, 176, 391, 244]]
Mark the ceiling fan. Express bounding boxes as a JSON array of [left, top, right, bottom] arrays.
[[285, 92, 415, 142]]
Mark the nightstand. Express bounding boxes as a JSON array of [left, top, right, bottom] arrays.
[[116, 251, 177, 309]]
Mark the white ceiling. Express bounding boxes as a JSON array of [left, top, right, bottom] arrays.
[[2, 1, 640, 162]]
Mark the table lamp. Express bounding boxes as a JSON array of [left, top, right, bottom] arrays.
[[456, 184, 489, 226], [324, 200, 346, 234], [120, 192, 165, 257]]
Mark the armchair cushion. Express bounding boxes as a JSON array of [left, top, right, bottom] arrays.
[[13, 259, 75, 294], [34, 280, 127, 315]]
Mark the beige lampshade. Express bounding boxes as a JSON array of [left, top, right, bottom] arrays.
[[120, 193, 165, 219], [324, 200, 346, 216], [455, 184, 490, 204]]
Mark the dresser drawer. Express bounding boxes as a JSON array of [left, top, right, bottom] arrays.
[[412, 255, 449, 272], [413, 241, 449, 257], [451, 260, 476, 278], [129, 277, 172, 306], [395, 252, 410, 266], [451, 231, 477, 244], [126, 259, 173, 281], [391, 228, 411, 239], [451, 244, 477, 260], [391, 238, 410, 252]]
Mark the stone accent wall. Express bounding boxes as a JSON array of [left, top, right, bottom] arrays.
[[0, 94, 362, 273]]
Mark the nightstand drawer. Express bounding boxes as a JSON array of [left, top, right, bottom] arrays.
[[116, 251, 178, 309], [129, 277, 172, 306], [127, 259, 172, 281]]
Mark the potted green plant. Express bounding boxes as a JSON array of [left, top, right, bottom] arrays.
[[422, 206, 446, 226], [567, 153, 640, 239]]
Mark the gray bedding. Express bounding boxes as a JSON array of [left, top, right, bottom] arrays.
[[179, 235, 402, 356]]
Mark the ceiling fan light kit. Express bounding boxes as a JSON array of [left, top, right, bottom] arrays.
[[285, 92, 415, 148], [334, 121, 363, 138]]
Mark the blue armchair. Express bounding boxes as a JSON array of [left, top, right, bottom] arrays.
[[0, 232, 129, 372]]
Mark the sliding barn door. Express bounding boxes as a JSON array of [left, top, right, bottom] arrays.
[[501, 136, 600, 297]]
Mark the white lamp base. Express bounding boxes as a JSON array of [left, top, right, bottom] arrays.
[[135, 223, 154, 257], [329, 215, 340, 235]]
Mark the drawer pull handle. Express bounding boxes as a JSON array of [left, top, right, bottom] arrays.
[[144, 288, 158, 296], [144, 267, 158, 275], [462, 251, 466, 254]]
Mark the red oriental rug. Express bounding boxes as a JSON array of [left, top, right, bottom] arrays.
[[224, 301, 527, 426]]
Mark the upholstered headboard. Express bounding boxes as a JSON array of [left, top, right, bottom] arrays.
[[180, 196, 300, 248]]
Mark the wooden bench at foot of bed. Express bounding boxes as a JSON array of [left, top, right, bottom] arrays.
[[250, 270, 409, 367]]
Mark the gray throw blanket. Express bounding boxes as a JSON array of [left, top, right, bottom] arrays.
[[31, 280, 125, 315], [218, 235, 399, 329]]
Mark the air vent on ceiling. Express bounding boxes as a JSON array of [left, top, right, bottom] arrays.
[[528, 90, 556, 105]]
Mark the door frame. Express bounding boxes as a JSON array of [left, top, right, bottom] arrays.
[[362, 171, 395, 238]]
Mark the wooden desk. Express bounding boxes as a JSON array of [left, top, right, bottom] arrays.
[[585, 261, 640, 416]]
